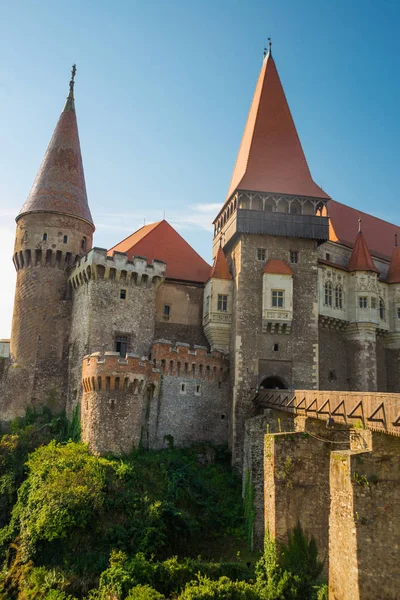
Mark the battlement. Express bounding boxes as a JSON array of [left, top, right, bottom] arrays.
[[151, 340, 230, 380], [13, 248, 80, 271], [82, 351, 161, 394], [69, 247, 166, 290]]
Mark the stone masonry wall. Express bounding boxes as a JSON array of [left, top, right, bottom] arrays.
[[67, 249, 165, 414], [318, 326, 349, 390], [227, 233, 320, 468], [5, 212, 93, 418], [329, 431, 400, 600]]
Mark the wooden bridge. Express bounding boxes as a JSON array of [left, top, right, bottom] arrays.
[[255, 389, 400, 437]]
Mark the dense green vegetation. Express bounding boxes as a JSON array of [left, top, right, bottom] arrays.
[[0, 409, 327, 599]]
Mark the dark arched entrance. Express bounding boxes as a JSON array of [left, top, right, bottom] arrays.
[[259, 376, 287, 390]]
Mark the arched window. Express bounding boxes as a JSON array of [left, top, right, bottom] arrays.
[[379, 297, 385, 320], [324, 281, 333, 306], [335, 284, 343, 309]]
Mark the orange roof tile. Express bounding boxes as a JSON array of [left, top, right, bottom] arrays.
[[387, 244, 400, 283], [263, 259, 293, 276], [328, 199, 400, 262], [226, 53, 329, 202], [108, 220, 211, 283], [209, 247, 232, 280], [347, 231, 379, 273]]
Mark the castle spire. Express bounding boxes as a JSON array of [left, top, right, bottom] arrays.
[[17, 65, 94, 227], [386, 235, 400, 283], [209, 247, 232, 280], [348, 227, 379, 273], [225, 49, 329, 201]]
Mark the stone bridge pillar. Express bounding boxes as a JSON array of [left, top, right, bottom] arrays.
[[329, 430, 400, 600]]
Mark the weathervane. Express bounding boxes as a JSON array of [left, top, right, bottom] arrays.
[[263, 38, 272, 59], [69, 64, 77, 94]]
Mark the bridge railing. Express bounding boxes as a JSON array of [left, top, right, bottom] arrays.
[[255, 389, 400, 437]]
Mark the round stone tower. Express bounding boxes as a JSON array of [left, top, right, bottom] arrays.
[[10, 66, 95, 413]]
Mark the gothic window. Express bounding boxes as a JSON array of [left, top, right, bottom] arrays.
[[324, 281, 333, 306], [359, 296, 368, 309], [379, 298, 385, 320], [115, 335, 128, 358], [290, 251, 299, 264], [335, 284, 343, 309], [257, 248, 266, 261], [272, 290, 284, 308], [217, 294, 228, 311], [371, 297, 377, 310]]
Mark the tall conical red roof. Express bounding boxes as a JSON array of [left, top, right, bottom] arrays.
[[387, 241, 400, 283], [226, 52, 329, 201], [17, 68, 94, 226], [348, 230, 379, 273], [209, 247, 232, 280]]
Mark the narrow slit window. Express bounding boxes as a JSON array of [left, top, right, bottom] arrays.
[[63, 235, 68, 243], [120, 289, 127, 299]]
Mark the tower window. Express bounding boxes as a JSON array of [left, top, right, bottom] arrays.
[[217, 294, 228, 311], [115, 335, 128, 358], [43, 233, 48, 241], [81, 237, 87, 251], [180, 383, 186, 394], [257, 248, 266, 261], [324, 281, 333, 306], [273, 343, 279, 352], [371, 297, 377, 309], [397, 307, 400, 319], [195, 384, 201, 395], [359, 296, 368, 309], [290, 251, 298, 263], [325, 253, 330, 261], [120, 289, 126, 299], [272, 290, 284, 308], [335, 284, 343, 309], [164, 304, 170, 316], [63, 235, 68, 243], [379, 298, 385, 320]]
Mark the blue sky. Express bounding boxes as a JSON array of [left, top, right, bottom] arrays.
[[0, 0, 399, 337]]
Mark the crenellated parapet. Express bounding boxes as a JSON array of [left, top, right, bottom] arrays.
[[69, 247, 166, 290], [151, 339, 230, 381], [82, 351, 161, 395]]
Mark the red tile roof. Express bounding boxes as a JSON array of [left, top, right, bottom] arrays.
[[347, 231, 379, 273], [108, 220, 211, 283], [328, 199, 400, 262], [263, 259, 293, 276], [18, 87, 93, 226], [225, 53, 329, 202], [209, 247, 232, 280], [387, 245, 400, 284]]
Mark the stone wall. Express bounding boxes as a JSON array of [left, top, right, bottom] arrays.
[[67, 249, 165, 414], [329, 431, 400, 599], [6, 212, 93, 417], [318, 326, 349, 390], [227, 233, 320, 467]]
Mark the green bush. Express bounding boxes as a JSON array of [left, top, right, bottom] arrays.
[[178, 575, 259, 599], [126, 584, 164, 599]]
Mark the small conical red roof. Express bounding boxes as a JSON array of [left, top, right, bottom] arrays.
[[226, 52, 329, 202], [387, 243, 400, 283], [209, 247, 232, 280], [348, 230, 379, 273], [18, 71, 94, 226]]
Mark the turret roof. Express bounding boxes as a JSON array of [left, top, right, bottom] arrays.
[[347, 229, 379, 273], [209, 247, 232, 281], [17, 66, 94, 227], [108, 220, 211, 283], [386, 240, 400, 283], [225, 51, 329, 203]]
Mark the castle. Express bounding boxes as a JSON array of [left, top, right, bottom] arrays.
[[2, 48, 400, 469]]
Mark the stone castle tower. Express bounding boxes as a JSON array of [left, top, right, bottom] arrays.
[[8, 67, 94, 416]]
